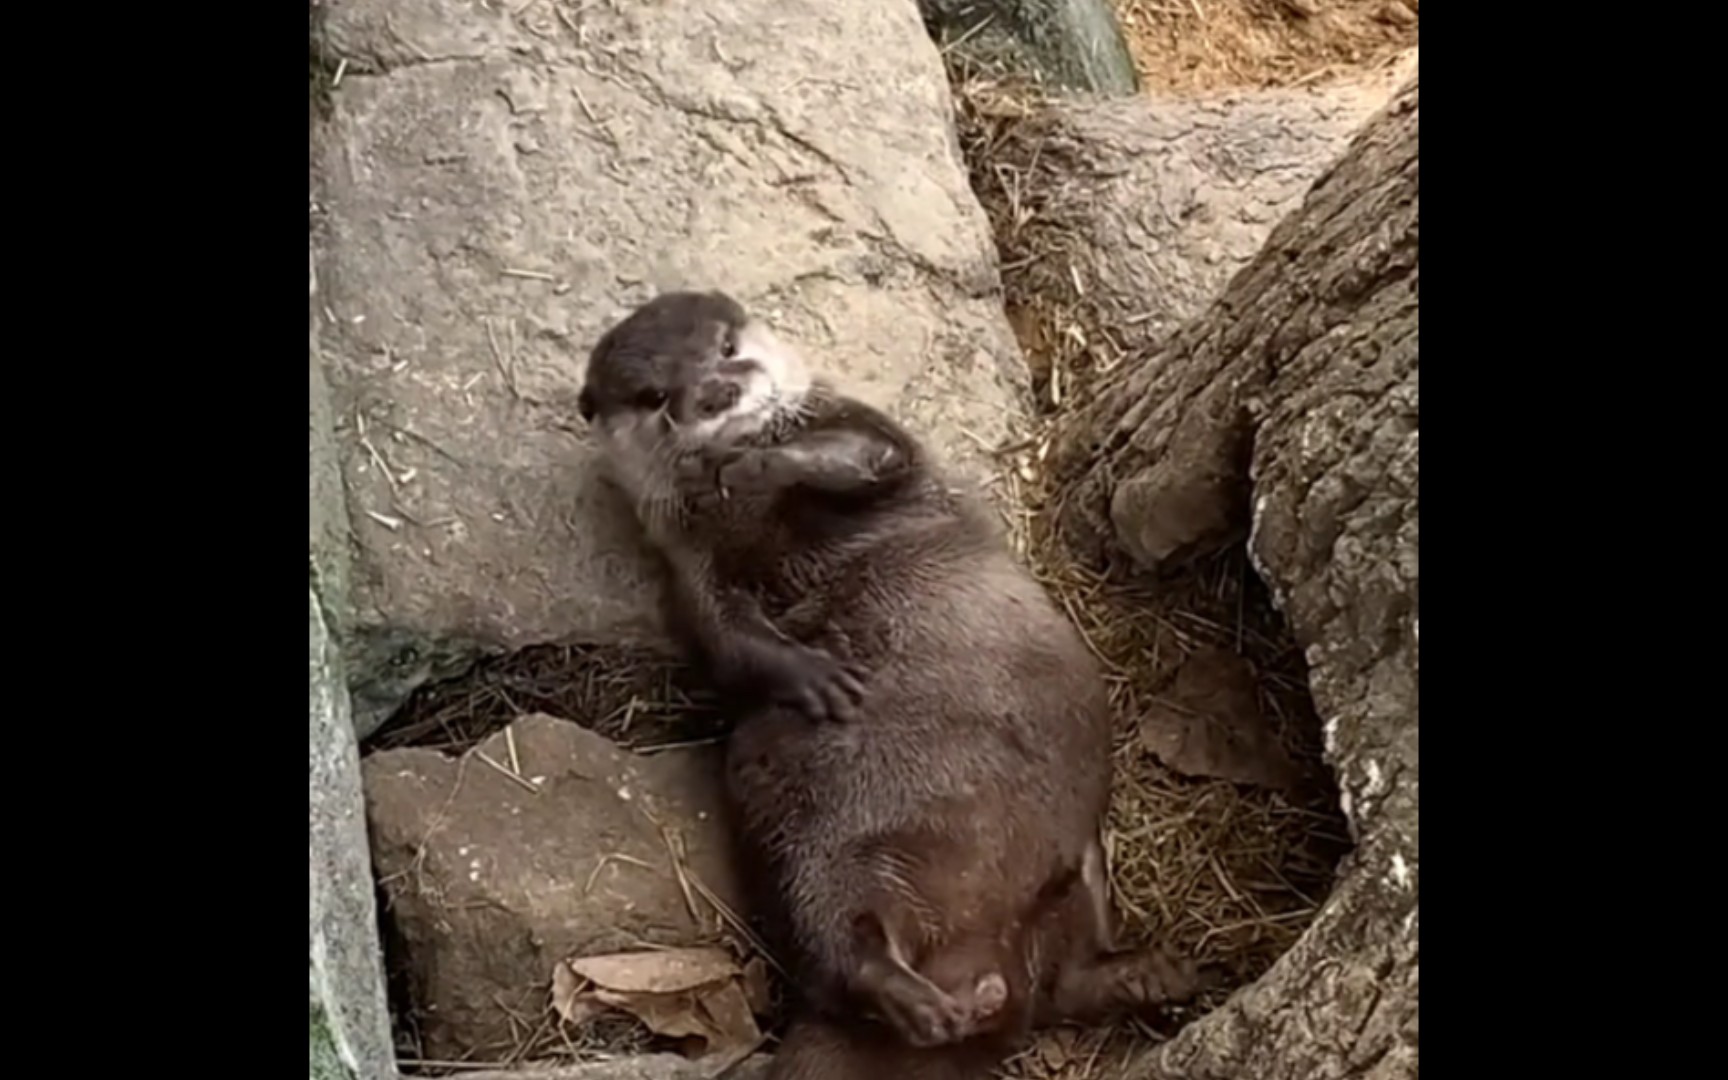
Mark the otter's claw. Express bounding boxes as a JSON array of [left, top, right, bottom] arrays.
[[671, 454, 725, 508], [770, 644, 867, 723]]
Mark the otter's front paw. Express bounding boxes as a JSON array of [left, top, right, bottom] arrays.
[[765, 643, 866, 723], [716, 447, 792, 493], [672, 453, 729, 510]]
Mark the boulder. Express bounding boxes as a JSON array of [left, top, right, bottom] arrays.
[[310, 0, 1029, 732], [362, 713, 745, 1061]]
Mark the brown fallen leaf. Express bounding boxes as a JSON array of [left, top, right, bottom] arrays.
[[570, 946, 741, 994], [1138, 646, 1302, 791], [551, 946, 763, 1059], [551, 960, 608, 1026]]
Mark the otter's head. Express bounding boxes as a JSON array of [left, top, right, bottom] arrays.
[[578, 292, 812, 480]]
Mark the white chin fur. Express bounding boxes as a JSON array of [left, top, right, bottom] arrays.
[[593, 424, 655, 501], [687, 320, 811, 441]]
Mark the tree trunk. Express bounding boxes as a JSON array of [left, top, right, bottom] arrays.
[[1052, 80, 1418, 1080]]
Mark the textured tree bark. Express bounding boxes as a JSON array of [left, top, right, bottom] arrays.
[[1050, 79, 1418, 1080]]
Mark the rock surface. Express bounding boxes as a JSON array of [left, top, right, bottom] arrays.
[[1052, 79, 1419, 1080], [310, 586, 396, 1080], [985, 51, 1416, 383], [310, 0, 1029, 730], [919, 0, 1140, 95], [363, 713, 744, 1061]]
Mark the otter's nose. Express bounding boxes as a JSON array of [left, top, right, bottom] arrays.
[[694, 378, 742, 418]]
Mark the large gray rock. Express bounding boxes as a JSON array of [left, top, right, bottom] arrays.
[[363, 713, 746, 1061], [310, 586, 396, 1080], [311, 0, 1029, 731], [919, 0, 1141, 95]]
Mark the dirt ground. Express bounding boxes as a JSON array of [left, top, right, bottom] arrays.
[[1115, 0, 1418, 94]]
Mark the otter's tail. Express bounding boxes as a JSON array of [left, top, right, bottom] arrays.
[[766, 1019, 1003, 1080]]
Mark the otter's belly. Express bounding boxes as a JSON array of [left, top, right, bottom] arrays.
[[724, 687, 1103, 852]]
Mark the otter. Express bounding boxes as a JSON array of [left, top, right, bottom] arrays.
[[578, 291, 1205, 1066]]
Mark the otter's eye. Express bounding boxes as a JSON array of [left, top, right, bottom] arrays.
[[720, 335, 738, 360], [634, 389, 668, 411]]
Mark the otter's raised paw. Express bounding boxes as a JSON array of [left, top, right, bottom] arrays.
[[765, 644, 866, 723], [715, 446, 791, 493], [672, 453, 727, 506]]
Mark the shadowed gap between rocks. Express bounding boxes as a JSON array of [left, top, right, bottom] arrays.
[[365, 643, 726, 760]]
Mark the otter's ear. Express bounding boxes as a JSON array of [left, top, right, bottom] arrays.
[[577, 387, 596, 423]]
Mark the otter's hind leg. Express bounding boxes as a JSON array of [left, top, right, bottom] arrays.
[[847, 908, 1010, 1049], [1033, 833, 1213, 1025], [1039, 947, 1210, 1024], [787, 842, 1008, 1049]]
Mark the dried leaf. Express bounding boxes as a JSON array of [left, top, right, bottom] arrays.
[[1139, 646, 1301, 791], [550, 947, 762, 1059], [570, 946, 739, 994], [1037, 1032, 1072, 1071], [597, 980, 760, 1055], [550, 959, 607, 1026]]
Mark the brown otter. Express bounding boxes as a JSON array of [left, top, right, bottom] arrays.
[[578, 291, 1205, 1064]]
